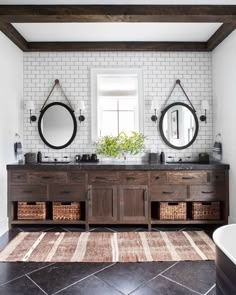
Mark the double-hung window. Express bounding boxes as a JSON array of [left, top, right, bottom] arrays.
[[91, 68, 143, 141]]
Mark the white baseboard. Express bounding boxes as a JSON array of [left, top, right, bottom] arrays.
[[0, 218, 8, 238], [229, 215, 236, 224]]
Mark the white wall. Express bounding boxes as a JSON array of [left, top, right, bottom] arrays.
[[212, 30, 236, 224], [0, 33, 23, 237], [23, 52, 213, 162]]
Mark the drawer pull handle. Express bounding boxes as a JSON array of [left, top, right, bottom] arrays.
[[42, 176, 52, 179], [127, 177, 136, 180], [202, 191, 215, 194], [155, 176, 160, 180], [182, 177, 194, 180], [61, 191, 71, 194], [23, 190, 32, 193], [95, 177, 106, 180], [162, 191, 174, 194]]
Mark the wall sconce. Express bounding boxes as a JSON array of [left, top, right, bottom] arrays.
[[26, 101, 37, 123], [77, 101, 85, 123], [151, 100, 159, 123], [200, 100, 210, 123]]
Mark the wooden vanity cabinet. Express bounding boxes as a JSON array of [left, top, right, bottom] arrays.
[[7, 166, 229, 230], [88, 185, 117, 223], [119, 185, 149, 222]]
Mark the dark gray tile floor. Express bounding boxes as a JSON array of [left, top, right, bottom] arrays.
[[0, 225, 218, 295]]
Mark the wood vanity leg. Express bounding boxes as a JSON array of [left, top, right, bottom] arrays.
[[148, 223, 152, 232]]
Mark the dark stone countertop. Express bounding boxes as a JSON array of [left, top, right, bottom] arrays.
[[6, 161, 230, 171]]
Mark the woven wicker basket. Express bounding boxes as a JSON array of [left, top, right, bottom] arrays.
[[17, 202, 46, 220], [160, 202, 187, 220], [192, 202, 220, 220], [53, 202, 81, 220]]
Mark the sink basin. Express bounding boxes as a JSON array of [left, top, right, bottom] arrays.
[[40, 161, 70, 164], [166, 161, 206, 164]]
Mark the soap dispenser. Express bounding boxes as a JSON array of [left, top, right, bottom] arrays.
[[160, 151, 166, 164]]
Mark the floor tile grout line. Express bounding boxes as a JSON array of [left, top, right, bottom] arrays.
[[27, 263, 56, 276], [0, 262, 56, 287], [160, 274, 202, 295], [128, 261, 179, 295], [204, 283, 216, 295], [94, 275, 125, 295], [51, 263, 117, 295], [26, 274, 48, 295]]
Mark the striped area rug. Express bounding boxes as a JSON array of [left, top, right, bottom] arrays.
[[0, 231, 215, 262]]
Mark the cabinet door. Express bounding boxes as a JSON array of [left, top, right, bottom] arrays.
[[119, 185, 148, 222], [88, 185, 117, 222]]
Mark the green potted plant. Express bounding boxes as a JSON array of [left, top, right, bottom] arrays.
[[96, 131, 145, 160]]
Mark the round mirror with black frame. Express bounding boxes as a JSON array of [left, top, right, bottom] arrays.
[[38, 102, 77, 149], [159, 102, 199, 150]]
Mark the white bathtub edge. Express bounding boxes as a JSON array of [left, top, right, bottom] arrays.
[[213, 224, 236, 266]]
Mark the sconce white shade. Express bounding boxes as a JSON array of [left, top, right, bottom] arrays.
[[26, 101, 35, 111], [201, 100, 210, 110], [151, 100, 159, 111], [77, 101, 85, 111]]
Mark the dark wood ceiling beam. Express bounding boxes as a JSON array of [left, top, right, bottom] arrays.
[[0, 23, 28, 51], [27, 41, 207, 52], [0, 5, 236, 23], [207, 23, 236, 50]]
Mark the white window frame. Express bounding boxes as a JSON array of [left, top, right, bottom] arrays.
[[91, 68, 143, 142]]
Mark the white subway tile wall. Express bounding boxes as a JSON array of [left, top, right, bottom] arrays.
[[23, 51, 213, 162]]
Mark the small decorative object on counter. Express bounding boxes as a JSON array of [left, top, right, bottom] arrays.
[[213, 133, 222, 162], [160, 151, 166, 164], [37, 151, 42, 163], [149, 153, 159, 164], [199, 152, 209, 164], [96, 131, 145, 160], [75, 154, 99, 163], [24, 152, 37, 164]]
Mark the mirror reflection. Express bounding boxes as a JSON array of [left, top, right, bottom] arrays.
[[38, 102, 77, 149], [159, 102, 198, 149]]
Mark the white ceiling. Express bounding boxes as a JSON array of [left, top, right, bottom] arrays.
[[1, 0, 236, 4], [13, 23, 222, 42]]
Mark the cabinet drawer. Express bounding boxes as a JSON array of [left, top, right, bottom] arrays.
[[189, 185, 225, 201], [10, 171, 28, 184], [10, 185, 47, 201], [29, 172, 67, 184], [210, 172, 225, 183], [150, 172, 168, 185], [120, 172, 148, 185], [49, 185, 86, 201], [67, 172, 86, 185], [168, 172, 207, 184], [88, 172, 119, 184], [150, 185, 187, 201]]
